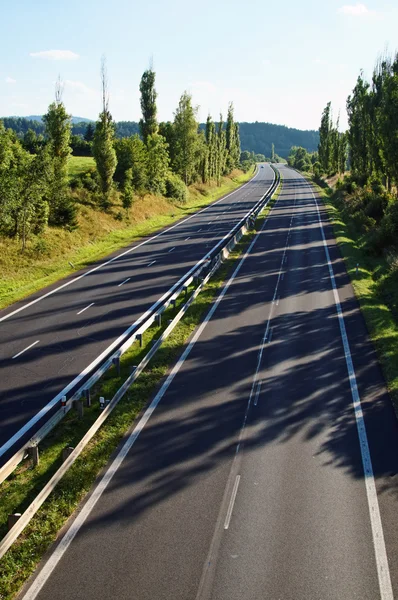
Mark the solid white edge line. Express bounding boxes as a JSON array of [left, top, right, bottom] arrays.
[[0, 168, 275, 459], [20, 180, 273, 600], [12, 340, 40, 360], [224, 475, 241, 530], [310, 180, 393, 600], [76, 302, 94, 315], [0, 168, 264, 324]]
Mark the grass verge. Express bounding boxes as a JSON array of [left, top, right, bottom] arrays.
[[0, 167, 255, 311], [311, 178, 398, 408], [0, 177, 280, 600]]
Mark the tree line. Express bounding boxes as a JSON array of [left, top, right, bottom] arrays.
[[314, 51, 398, 257], [2, 118, 319, 159], [0, 60, 242, 248]]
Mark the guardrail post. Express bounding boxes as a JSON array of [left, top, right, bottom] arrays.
[[29, 446, 39, 467], [61, 395, 67, 413], [183, 285, 189, 298], [112, 356, 121, 376], [84, 388, 91, 407], [76, 399, 84, 419], [8, 513, 21, 531], [156, 313, 162, 326], [62, 447, 74, 462], [137, 333, 143, 347]]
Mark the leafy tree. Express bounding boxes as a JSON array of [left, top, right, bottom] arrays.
[[225, 102, 240, 171], [139, 68, 158, 143], [146, 133, 169, 195], [93, 58, 117, 208], [318, 101, 332, 174], [42, 79, 75, 225], [114, 135, 148, 190], [172, 92, 200, 185]]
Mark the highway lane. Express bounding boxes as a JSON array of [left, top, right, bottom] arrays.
[[20, 166, 398, 600], [0, 163, 274, 452]]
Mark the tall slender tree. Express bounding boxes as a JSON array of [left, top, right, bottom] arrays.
[[42, 78, 75, 225], [139, 66, 158, 143], [318, 101, 332, 174], [172, 92, 200, 185], [93, 57, 117, 209]]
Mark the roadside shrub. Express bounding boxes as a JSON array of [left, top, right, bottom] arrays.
[[165, 172, 187, 203]]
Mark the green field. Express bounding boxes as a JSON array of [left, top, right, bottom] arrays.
[[68, 155, 95, 178]]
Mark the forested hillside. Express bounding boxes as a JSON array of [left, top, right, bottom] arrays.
[[2, 117, 318, 157]]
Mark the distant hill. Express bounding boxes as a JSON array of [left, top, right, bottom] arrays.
[[1, 117, 319, 157], [23, 115, 93, 124]]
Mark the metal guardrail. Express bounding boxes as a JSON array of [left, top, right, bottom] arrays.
[[0, 165, 280, 559], [0, 166, 279, 485]]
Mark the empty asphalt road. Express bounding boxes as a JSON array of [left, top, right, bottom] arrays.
[[0, 163, 275, 456], [21, 165, 398, 600]]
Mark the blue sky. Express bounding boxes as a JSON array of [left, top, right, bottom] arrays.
[[0, 0, 397, 130]]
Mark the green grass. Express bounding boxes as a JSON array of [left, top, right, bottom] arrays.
[[68, 156, 95, 178], [0, 168, 255, 311], [0, 178, 280, 600], [312, 179, 398, 408]]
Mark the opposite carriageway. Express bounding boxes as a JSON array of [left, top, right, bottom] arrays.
[[0, 164, 275, 468]]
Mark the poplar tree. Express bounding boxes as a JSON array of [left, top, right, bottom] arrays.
[[93, 57, 117, 209], [173, 91, 199, 185], [43, 78, 74, 224], [139, 67, 158, 143], [216, 115, 227, 185], [318, 102, 332, 174]]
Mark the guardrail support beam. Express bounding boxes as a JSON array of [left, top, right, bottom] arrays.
[[29, 446, 39, 467], [84, 389, 91, 408], [112, 356, 121, 376], [8, 513, 21, 531], [137, 333, 143, 347], [62, 447, 74, 462], [75, 400, 84, 419]]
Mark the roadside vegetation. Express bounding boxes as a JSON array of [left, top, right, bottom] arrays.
[[0, 180, 281, 600], [0, 57, 259, 310], [291, 49, 398, 410]]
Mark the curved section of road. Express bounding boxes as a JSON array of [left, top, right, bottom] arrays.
[[0, 164, 274, 452], [20, 166, 398, 600]]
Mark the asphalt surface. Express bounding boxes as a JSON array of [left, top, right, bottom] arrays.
[[21, 166, 398, 600], [0, 164, 275, 454]]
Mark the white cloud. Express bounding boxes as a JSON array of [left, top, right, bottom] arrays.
[[30, 50, 79, 61], [338, 3, 374, 16], [313, 58, 325, 65], [5, 76, 16, 84]]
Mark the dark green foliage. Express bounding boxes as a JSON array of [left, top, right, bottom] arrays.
[[114, 135, 147, 190], [93, 110, 117, 208], [22, 129, 44, 154], [146, 134, 169, 195], [84, 123, 95, 142], [164, 172, 187, 203], [43, 93, 76, 226], [225, 103, 241, 171], [70, 135, 92, 156], [172, 92, 200, 185], [0, 123, 53, 247], [139, 69, 158, 143], [234, 122, 319, 157], [288, 146, 314, 172]]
